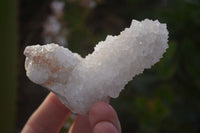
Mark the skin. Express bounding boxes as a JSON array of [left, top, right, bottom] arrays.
[[22, 92, 121, 133]]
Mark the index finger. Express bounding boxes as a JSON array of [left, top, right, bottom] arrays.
[[22, 92, 71, 133]]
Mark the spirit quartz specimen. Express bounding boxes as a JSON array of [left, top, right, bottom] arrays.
[[24, 19, 168, 114]]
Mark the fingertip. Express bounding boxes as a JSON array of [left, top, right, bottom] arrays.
[[89, 102, 121, 133], [22, 92, 71, 133], [93, 121, 118, 133], [48, 92, 70, 114], [89, 102, 114, 124]]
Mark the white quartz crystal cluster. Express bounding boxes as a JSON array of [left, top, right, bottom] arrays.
[[24, 19, 168, 114]]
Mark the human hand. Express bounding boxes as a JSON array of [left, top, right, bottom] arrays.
[[22, 92, 121, 133]]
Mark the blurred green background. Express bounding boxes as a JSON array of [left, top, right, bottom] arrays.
[[1, 0, 200, 132]]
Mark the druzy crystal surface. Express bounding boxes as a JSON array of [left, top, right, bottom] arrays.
[[24, 19, 168, 114]]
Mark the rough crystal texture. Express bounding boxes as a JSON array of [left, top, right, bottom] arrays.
[[24, 19, 168, 114]]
